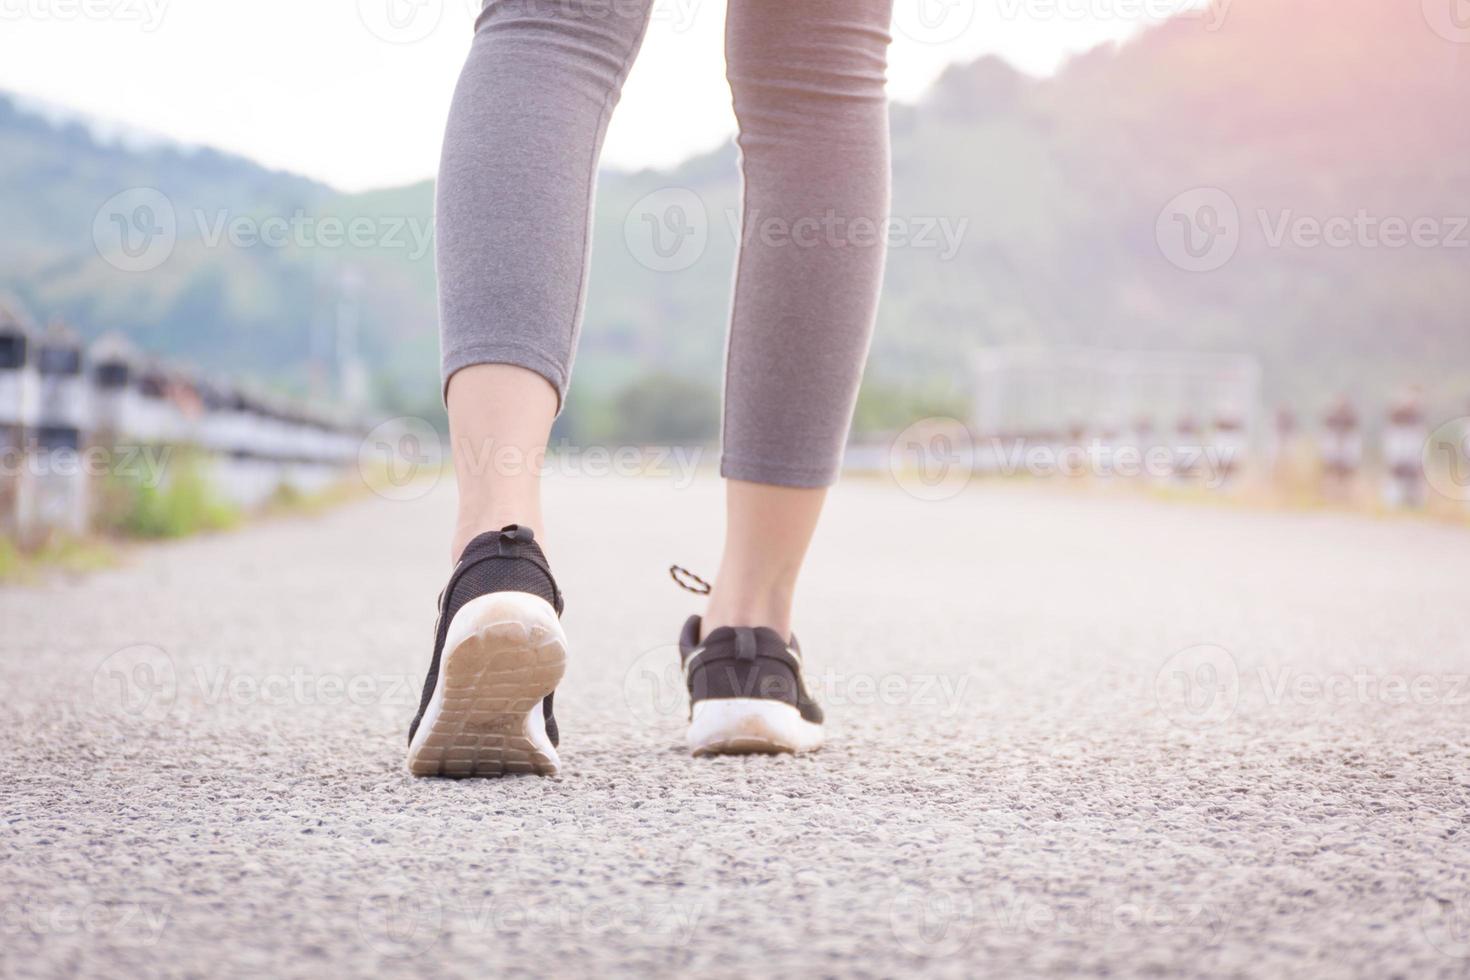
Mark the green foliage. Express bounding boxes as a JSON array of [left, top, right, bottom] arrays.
[[111, 455, 240, 539], [609, 374, 720, 444], [852, 379, 971, 436], [0, 533, 116, 583], [558, 373, 720, 445], [261, 478, 364, 518], [3, 0, 1467, 426], [0, 536, 20, 582]]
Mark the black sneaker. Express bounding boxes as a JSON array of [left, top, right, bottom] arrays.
[[675, 599, 825, 756], [406, 525, 566, 777]]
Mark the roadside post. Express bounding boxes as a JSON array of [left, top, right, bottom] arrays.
[[1381, 390, 1427, 509], [29, 321, 90, 539], [1321, 397, 1361, 503], [1212, 406, 1247, 488], [0, 307, 38, 538], [1173, 414, 1201, 483]]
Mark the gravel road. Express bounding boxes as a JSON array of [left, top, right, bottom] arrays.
[[4, 473, 1469, 978]]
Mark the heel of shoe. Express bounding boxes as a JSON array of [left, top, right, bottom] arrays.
[[407, 592, 567, 777], [686, 698, 825, 757]]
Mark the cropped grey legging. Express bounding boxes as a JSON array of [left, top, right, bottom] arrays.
[[437, 0, 893, 487]]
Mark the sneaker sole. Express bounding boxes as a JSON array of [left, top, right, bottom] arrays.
[[687, 698, 825, 757], [406, 592, 567, 778]]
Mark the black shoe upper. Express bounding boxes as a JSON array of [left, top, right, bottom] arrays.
[[408, 525, 564, 746], [678, 615, 824, 725]]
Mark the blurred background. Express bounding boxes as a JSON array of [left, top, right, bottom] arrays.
[[7, 8, 1470, 973], [1, 0, 1468, 564]]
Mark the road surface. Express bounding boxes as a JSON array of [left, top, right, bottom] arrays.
[[3, 474, 1469, 978]]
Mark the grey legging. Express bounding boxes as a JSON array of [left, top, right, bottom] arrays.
[[437, 0, 893, 487]]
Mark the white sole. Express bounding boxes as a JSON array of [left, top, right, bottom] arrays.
[[686, 698, 825, 757], [406, 592, 567, 778]]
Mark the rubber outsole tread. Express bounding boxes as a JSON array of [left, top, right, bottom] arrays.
[[407, 595, 566, 778]]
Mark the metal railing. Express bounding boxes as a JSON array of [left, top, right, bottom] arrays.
[[1, 306, 366, 546]]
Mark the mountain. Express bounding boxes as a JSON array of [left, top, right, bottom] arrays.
[[2, 0, 1467, 433]]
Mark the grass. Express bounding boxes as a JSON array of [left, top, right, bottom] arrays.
[[851, 457, 1470, 528], [113, 454, 241, 539], [260, 477, 369, 519], [1, 447, 376, 585], [0, 533, 117, 585]]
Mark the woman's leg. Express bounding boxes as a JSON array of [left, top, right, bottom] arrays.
[[412, 2, 656, 776], [703, 481, 827, 639], [437, 0, 654, 559], [446, 364, 556, 559], [704, 0, 894, 634]]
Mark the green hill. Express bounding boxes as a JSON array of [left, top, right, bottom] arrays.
[[3, 0, 1467, 435]]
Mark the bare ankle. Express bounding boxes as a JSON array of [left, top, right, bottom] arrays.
[[445, 363, 556, 564], [703, 588, 796, 638], [451, 511, 545, 562]]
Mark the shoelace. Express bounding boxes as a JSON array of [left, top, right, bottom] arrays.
[[670, 564, 802, 668], [669, 565, 711, 595]]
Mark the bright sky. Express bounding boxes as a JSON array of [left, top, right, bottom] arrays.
[[0, 0, 1195, 192]]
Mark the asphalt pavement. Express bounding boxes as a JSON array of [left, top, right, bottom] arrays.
[[3, 473, 1469, 978]]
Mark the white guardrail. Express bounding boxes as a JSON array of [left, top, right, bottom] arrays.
[[1, 307, 366, 544]]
